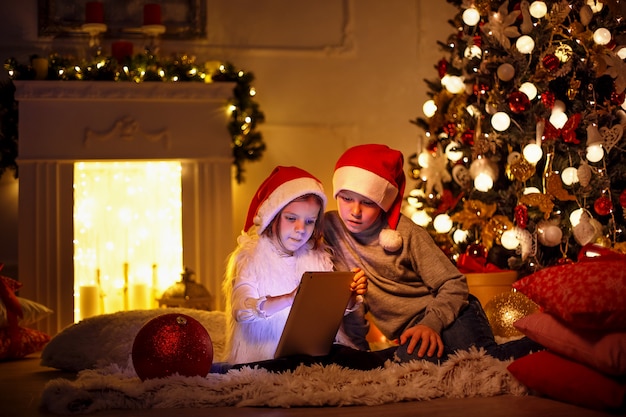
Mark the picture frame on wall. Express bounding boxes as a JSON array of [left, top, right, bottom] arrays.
[[38, 0, 206, 39]]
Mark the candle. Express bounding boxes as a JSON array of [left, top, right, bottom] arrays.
[[111, 41, 134, 63], [131, 283, 150, 310], [85, 1, 104, 24], [151, 263, 159, 308], [31, 57, 49, 80], [123, 262, 129, 310], [80, 285, 100, 319], [143, 4, 162, 26]]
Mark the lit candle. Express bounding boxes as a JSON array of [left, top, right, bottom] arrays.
[[143, 4, 162, 26], [80, 285, 100, 319], [85, 1, 104, 24]]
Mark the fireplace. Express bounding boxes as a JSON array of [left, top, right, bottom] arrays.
[[15, 80, 236, 336]]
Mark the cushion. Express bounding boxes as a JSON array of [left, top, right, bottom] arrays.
[[0, 325, 51, 360], [0, 274, 22, 293], [512, 259, 626, 330], [514, 312, 626, 376], [41, 308, 226, 372], [507, 350, 626, 411], [0, 296, 53, 327]]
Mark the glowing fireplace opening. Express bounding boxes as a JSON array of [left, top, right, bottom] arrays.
[[15, 81, 236, 336], [73, 161, 184, 320]]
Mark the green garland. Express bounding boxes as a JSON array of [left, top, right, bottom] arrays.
[[3, 53, 265, 183]]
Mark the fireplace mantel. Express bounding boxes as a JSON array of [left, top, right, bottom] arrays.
[[15, 81, 236, 336]]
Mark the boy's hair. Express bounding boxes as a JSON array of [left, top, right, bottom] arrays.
[[264, 193, 326, 251]]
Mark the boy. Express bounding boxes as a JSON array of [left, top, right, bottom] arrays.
[[324, 144, 542, 363]]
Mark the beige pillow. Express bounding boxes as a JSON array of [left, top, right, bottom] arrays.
[[40, 308, 226, 372], [0, 296, 53, 326]]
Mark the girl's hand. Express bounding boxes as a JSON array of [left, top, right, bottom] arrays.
[[350, 268, 367, 295], [399, 324, 444, 358]]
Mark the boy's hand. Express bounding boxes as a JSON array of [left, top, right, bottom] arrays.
[[400, 324, 444, 358], [350, 268, 367, 295]]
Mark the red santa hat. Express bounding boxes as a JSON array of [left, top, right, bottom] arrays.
[[333, 144, 405, 251], [244, 166, 327, 234]]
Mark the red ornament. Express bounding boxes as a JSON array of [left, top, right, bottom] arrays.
[[473, 83, 490, 96], [472, 34, 482, 48], [443, 122, 457, 137], [514, 204, 529, 229], [541, 91, 555, 109], [508, 91, 531, 113], [594, 196, 613, 216], [437, 59, 448, 79], [557, 257, 574, 265], [132, 313, 213, 381], [466, 243, 488, 266], [620, 190, 626, 208], [461, 129, 475, 145], [542, 54, 560, 72], [610, 90, 625, 105]]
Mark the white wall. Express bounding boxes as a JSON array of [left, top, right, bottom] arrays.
[[0, 0, 457, 276]]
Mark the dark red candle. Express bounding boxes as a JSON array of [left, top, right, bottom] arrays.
[[143, 4, 162, 26], [85, 1, 104, 24], [111, 41, 134, 63]]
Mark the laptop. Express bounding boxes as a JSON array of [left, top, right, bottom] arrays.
[[273, 271, 355, 359]]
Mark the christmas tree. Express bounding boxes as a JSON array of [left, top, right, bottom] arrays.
[[406, 0, 626, 277]]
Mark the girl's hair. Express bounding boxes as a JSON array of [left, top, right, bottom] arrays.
[[264, 193, 325, 251]]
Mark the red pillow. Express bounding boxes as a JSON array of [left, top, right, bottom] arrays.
[[512, 259, 626, 330], [507, 350, 626, 411], [514, 312, 626, 376], [0, 326, 50, 360]]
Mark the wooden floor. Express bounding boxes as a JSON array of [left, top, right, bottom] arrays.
[[2, 354, 620, 417]]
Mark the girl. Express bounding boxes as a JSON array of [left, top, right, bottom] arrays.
[[223, 166, 366, 364]]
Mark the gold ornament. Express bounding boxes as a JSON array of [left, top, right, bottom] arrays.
[[554, 44, 573, 62], [568, 78, 581, 100], [450, 200, 497, 230], [519, 192, 555, 219], [612, 242, 626, 255], [509, 157, 536, 182], [484, 291, 539, 338], [546, 172, 576, 201], [483, 215, 514, 251]]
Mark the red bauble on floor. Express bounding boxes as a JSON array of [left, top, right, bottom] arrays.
[[132, 313, 213, 381]]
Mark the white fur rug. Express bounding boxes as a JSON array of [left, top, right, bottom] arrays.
[[41, 348, 528, 414]]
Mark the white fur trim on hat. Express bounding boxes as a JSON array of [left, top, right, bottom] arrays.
[[333, 166, 398, 211], [254, 177, 327, 234], [379, 228, 403, 252]]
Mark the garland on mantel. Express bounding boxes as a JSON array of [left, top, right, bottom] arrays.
[[3, 53, 266, 183]]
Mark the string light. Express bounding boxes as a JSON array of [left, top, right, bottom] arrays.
[[491, 112, 511, 131], [462, 7, 481, 26], [593, 28, 612, 45], [516, 36, 535, 53], [519, 82, 537, 100], [423, 99, 437, 117], [529, 1, 547, 18]]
